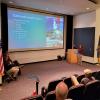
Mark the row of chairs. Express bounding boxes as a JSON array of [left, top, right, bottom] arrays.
[[45, 80, 100, 100], [46, 70, 100, 93], [21, 80, 100, 100], [43, 71, 100, 100], [21, 71, 100, 100], [67, 80, 100, 100], [77, 71, 100, 83], [45, 81, 100, 100]]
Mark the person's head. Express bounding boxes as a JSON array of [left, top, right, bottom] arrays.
[[55, 81, 68, 100], [84, 69, 92, 78]]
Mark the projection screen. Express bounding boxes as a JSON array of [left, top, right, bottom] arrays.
[[8, 8, 64, 51]]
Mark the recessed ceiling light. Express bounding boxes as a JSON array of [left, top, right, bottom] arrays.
[[9, 1, 14, 4], [86, 8, 90, 10]]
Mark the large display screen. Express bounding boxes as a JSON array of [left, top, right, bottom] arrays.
[[8, 8, 64, 51]]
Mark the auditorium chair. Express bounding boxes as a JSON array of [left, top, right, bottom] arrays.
[[83, 80, 100, 100], [45, 91, 56, 100], [63, 77, 73, 89], [21, 95, 43, 100], [92, 71, 98, 79], [77, 74, 85, 83], [67, 84, 85, 100], [47, 79, 62, 92], [95, 71, 100, 80]]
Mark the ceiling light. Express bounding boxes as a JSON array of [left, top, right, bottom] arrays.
[[86, 8, 90, 10], [9, 1, 14, 4]]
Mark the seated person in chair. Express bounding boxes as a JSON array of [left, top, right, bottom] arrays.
[[80, 69, 95, 85], [71, 75, 79, 86], [71, 69, 95, 86], [4, 51, 21, 80], [56, 81, 72, 100]]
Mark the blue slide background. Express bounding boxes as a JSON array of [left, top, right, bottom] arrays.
[[8, 8, 64, 51]]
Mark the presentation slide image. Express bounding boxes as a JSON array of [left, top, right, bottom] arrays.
[[8, 8, 64, 51]]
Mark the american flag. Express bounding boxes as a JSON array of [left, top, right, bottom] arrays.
[[0, 48, 4, 76]]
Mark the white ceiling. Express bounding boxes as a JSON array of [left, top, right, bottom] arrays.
[[1, 0, 100, 15]]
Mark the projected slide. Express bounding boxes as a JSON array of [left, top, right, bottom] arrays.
[[8, 8, 64, 51]]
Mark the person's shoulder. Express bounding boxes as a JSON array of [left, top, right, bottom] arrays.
[[81, 77, 88, 81], [91, 76, 95, 80], [80, 77, 89, 84]]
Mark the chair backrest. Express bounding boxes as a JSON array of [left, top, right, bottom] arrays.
[[84, 80, 100, 100], [64, 77, 73, 89], [95, 71, 100, 80], [92, 71, 98, 79], [45, 91, 56, 100], [47, 79, 62, 92], [21, 95, 43, 100], [67, 84, 85, 100], [33, 95, 43, 100], [77, 74, 85, 83]]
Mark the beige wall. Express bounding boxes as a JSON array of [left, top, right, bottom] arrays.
[[74, 12, 96, 28]]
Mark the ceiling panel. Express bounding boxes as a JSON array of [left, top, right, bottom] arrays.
[[1, 0, 100, 15]]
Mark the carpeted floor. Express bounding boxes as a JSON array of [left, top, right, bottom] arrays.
[[0, 60, 100, 100]]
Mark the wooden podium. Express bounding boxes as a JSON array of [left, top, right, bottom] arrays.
[[67, 49, 78, 63]]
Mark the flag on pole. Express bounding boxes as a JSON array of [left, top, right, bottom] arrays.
[[0, 48, 4, 76]]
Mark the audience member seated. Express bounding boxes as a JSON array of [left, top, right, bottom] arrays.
[[55, 81, 72, 100], [45, 81, 71, 100], [70, 75, 79, 86], [80, 69, 95, 85], [3, 51, 21, 80]]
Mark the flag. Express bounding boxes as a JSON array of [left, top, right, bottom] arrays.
[[0, 48, 4, 76]]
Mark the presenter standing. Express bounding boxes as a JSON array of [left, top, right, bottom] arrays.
[[77, 44, 84, 65]]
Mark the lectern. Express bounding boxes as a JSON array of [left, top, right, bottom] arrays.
[[67, 49, 78, 63]]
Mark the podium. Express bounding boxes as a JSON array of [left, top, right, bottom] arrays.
[[67, 49, 78, 63]]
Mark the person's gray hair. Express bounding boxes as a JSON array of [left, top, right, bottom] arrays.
[[56, 81, 68, 100], [84, 69, 92, 77]]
